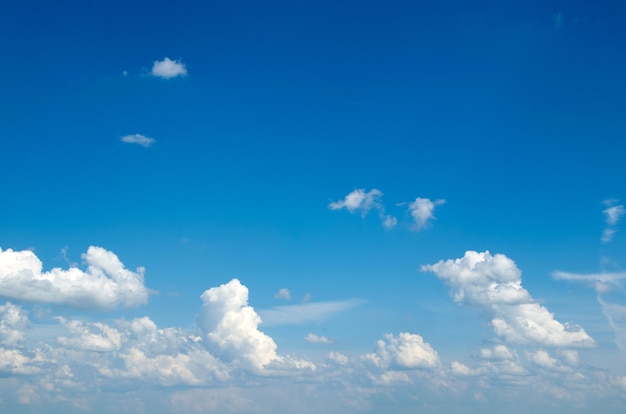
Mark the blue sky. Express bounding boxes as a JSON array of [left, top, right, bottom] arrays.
[[1, 0, 626, 412]]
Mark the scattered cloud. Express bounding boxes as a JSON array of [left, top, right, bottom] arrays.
[[258, 299, 364, 326], [0, 246, 151, 310], [304, 333, 333, 344], [329, 189, 397, 229], [151, 57, 187, 79], [274, 288, 291, 300], [0, 302, 28, 347], [423, 251, 594, 347], [408, 197, 445, 230], [121, 133, 156, 147], [601, 200, 624, 243]]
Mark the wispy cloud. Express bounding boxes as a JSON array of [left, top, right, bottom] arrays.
[[601, 199, 624, 243], [304, 333, 333, 344], [121, 133, 156, 148], [329, 189, 396, 229], [259, 299, 364, 326], [274, 288, 291, 300], [151, 57, 187, 79]]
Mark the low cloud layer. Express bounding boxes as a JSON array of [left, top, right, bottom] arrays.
[[0, 246, 150, 310]]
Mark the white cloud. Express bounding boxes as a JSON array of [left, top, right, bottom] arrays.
[[56, 318, 122, 352], [329, 189, 397, 229], [329, 189, 382, 215], [120, 133, 156, 147], [382, 215, 397, 230], [327, 351, 349, 366], [0, 246, 151, 310], [197, 279, 280, 371], [151, 57, 187, 79], [363, 332, 440, 370], [423, 251, 594, 348], [304, 333, 332, 344], [601, 200, 624, 243], [274, 288, 291, 300], [258, 299, 364, 326], [408, 197, 445, 230], [0, 303, 28, 347]]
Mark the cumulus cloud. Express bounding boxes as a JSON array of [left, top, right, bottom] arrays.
[[120, 133, 156, 147], [259, 299, 364, 326], [274, 288, 291, 300], [363, 332, 440, 370], [0, 303, 28, 347], [197, 279, 280, 371], [151, 57, 187, 79], [329, 189, 397, 229], [304, 333, 332, 344], [601, 200, 624, 243], [423, 251, 594, 348], [408, 197, 445, 230], [0, 246, 150, 310], [56, 318, 122, 352]]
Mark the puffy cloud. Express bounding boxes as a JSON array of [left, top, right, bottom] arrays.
[[329, 189, 397, 229], [304, 333, 332, 344], [363, 332, 440, 370], [527, 350, 558, 369], [197, 279, 280, 371], [0, 246, 150, 310], [408, 197, 445, 230], [151, 57, 187, 79], [259, 299, 364, 326], [327, 351, 349, 366], [274, 288, 291, 300], [423, 251, 594, 348], [56, 318, 122, 352], [0, 303, 28, 347], [120, 133, 155, 147]]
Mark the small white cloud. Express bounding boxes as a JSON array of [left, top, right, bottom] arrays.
[[329, 189, 382, 216], [121, 133, 155, 148], [601, 200, 624, 243], [0, 302, 28, 347], [304, 333, 333, 344], [553, 271, 626, 294], [274, 288, 291, 300], [301, 293, 312, 303], [408, 197, 445, 230], [382, 215, 397, 230], [0, 246, 151, 310], [151, 57, 187, 79], [259, 299, 364, 326]]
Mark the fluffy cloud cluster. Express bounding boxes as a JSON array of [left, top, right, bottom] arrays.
[[363, 332, 440, 370], [423, 251, 594, 348], [0, 246, 150, 310], [151, 57, 187, 79], [304, 333, 332, 344], [0, 302, 28, 347], [121, 133, 156, 147]]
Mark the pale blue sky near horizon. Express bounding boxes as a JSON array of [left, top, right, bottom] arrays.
[[1, 1, 626, 412]]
